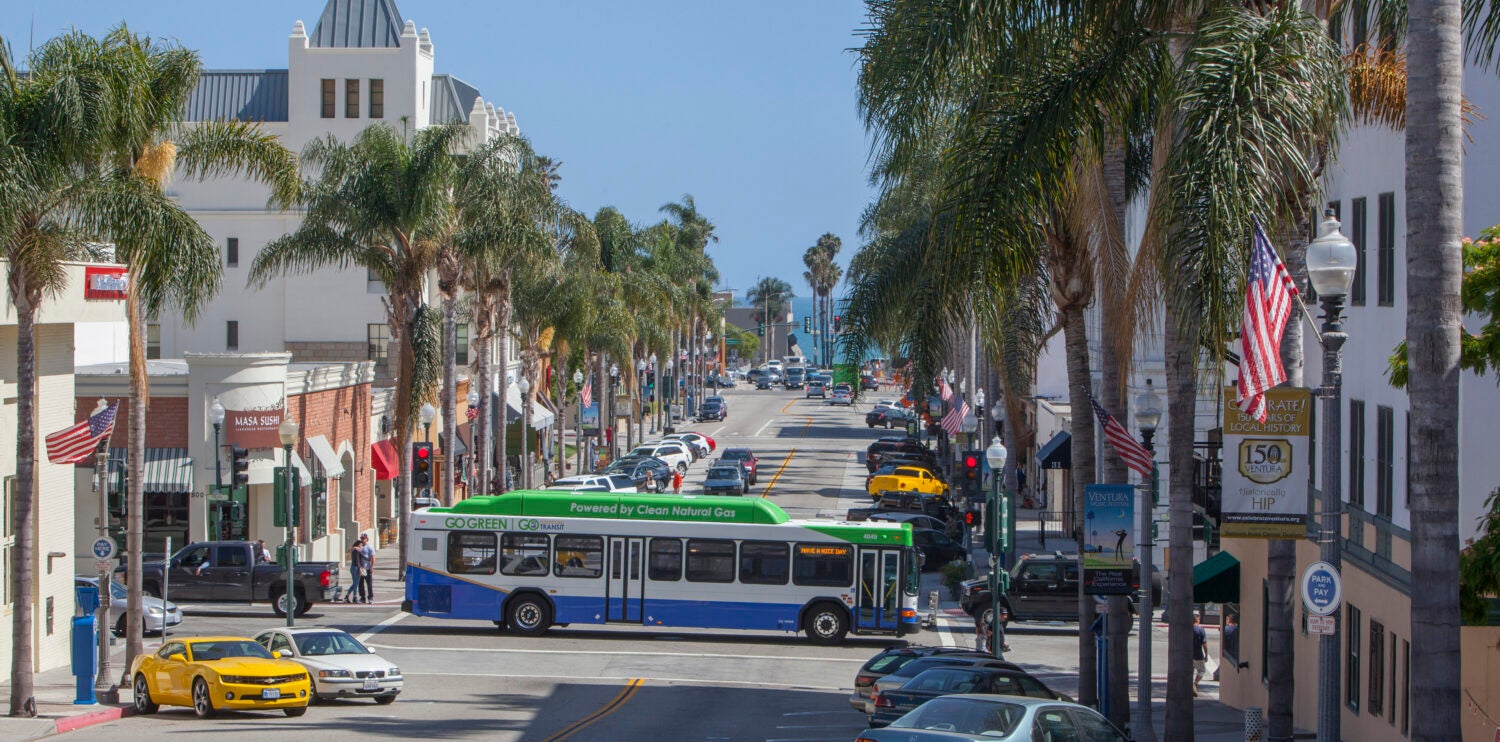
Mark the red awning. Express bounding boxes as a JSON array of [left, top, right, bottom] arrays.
[[371, 439, 398, 481]]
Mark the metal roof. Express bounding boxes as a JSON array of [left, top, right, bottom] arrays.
[[182, 70, 289, 122], [310, 0, 405, 48], [430, 74, 481, 125], [109, 448, 193, 494]]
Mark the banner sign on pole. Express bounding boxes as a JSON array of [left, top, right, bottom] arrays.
[[1221, 387, 1313, 539], [1083, 483, 1135, 595]]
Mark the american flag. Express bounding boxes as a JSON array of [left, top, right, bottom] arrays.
[[940, 397, 968, 436], [46, 401, 119, 464], [1089, 394, 1154, 477], [467, 406, 478, 421], [580, 376, 593, 409], [939, 377, 954, 402], [1236, 218, 1300, 422]]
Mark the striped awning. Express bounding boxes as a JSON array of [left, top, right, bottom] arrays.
[[108, 448, 194, 494]]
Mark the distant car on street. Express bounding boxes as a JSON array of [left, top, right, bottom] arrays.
[[605, 456, 673, 492], [255, 627, 403, 705], [697, 396, 728, 422], [544, 474, 639, 493], [861, 374, 881, 391], [830, 389, 853, 406], [717, 447, 760, 485], [702, 465, 749, 495], [858, 695, 1128, 742], [806, 380, 826, 399], [77, 576, 182, 637]]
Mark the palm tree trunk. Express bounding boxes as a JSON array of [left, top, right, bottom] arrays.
[[473, 300, 493, 498], [1163, 310, 1196, 740], [392, 298, 417, 578], [8, 295, 38, 718], [496, 274, 513, 491], [441, 294, 457, 506], [124, 283, 148, 679], [1406, 1, 1465, 738], [1061, 305, 1098, 706]]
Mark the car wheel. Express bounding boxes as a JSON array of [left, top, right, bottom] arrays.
[[375, 693, 398, 705], [885, 421, 893, 429], [271, 589, 303, 618], [506, 594, 553, 637], [114, 614, 126, 638], [133, 674, 158, 715], [676, 462, 687, 474], [804, 602, 849, 645], [192, 677, 217, 718]]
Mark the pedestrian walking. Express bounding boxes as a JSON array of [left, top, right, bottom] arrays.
[[357, 535, 375, 604], [256, 539, 273, 563], [343, 538, 362, 603], [672, 469, 683, 494], [1192, 613, 1209, 695]]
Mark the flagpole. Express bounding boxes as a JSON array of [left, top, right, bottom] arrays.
[[94, 400, 120, 702]]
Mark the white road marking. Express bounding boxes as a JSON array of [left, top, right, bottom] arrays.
[[708, 424, 727, 437], [753, 418, 778, 437], [367, 642, 866, 663], [405, 670, 848, 692], [356, 611, 411, 643], [781, 711, 846, 717]]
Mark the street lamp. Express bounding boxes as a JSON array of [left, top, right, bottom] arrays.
[[665, 360, 675, 432], [649, 353, 659, 436], [636, 359, 647, 448], [609, 363, 620, 460], [210, 399, 226, 492], [277, 418, 300, 627], [983, 436, 1008, 656], [1134, 379, 1162, 742], [93, 398, 117, 700], [419, 402, 436, 501], [1307, 209, 1357, 742], [517, 377, 532, 488], [974, 389, 987, 443], [573, 369, 585, 473], [466, 390, 480, 498]]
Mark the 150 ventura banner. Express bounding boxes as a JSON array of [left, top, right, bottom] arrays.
[[1222, 386, 1312, 539]]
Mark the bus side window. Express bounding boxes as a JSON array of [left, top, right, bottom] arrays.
[[685, 539, 736, 583], [447, 532, 497, 575], [554, 535, 603, 578], [500, 533, 550, 576], [793, 543, 853, 587], [649, 538, 682, 581]]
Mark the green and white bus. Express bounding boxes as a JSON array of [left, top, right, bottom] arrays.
[[404, 491, 922, 643]]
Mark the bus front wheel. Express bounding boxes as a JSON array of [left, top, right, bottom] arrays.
[[804, 602, 848, 645], [507, 594, 553, 636]]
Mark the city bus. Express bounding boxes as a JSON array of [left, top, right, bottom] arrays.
[[404, 491, 922, 643]]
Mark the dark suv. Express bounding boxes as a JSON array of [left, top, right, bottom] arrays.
[[865, 437, 936, 472], [960, 552, 1139, 628], [699, 396, 727, 421]]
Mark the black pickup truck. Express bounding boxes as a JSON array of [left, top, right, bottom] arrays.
[[118, 540, 340, 617]]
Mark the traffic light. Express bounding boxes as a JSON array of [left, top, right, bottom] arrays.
[[962, 450, 982, 495], [963, 510, 977, 526], [803, 316, 812, 333], [230, 446, 250, 487], [411, 442, 433, 490], [756, 323, 764, 337], [833, 315, 841, 333], [273, 465, 300, 526]]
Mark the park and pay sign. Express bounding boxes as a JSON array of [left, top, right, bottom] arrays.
[[1222, 387, 1312, 538], [1302, 561, 1342, 616]]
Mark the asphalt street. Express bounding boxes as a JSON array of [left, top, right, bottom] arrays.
[[59, 383, 1200, 741]]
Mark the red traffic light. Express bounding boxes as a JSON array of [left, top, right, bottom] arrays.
[[964, 511, 977, 526], [964, 455, 979, 469], [416, 446, 431, 459]]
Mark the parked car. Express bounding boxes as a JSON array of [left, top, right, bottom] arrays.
[[868, 466, 949, 499], [698, 396, 728, 421], [255, 627, 402, 704], [849, 646, 994, 713], [866, 438, 937, 472], [626, 441, 693, 473], [605, 456, 674, 492], [716, 447, 760, 485], [870, 666, 1068, 727], [861, 374, 881, 391], [119, 541, 339, 618], [959, 552, 1139, 628], [707, 371, 737, 389], [411, 496, 440, 509], [76, 576, 182, 637], [848, 491, 956, 525], [912, 529, 966, 570], [866, 406, 916, 429], [856, 695, 1129, 741], [545, 474, 639, 493], [864, 460, 941, 491], [129, 636, 312, 718], [702, 465, 749, 495], [830, 389, 854, 406], [866, 655, 1022, 714], [806, 380, 827, 399], [665, 432, 714, 459], [865, 512, 947, 530]]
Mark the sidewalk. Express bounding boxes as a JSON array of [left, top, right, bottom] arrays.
[[0, 543, 408, 741]]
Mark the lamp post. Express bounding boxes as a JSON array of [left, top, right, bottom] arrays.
[[211, 399, 226, 492], [974, 389, 987, 447], [649, 353, 659, 436], [609, 363, 620, 460], [1134, 379, 1162, 742], [419, 403, 436, 499], [518, 377, 532, 489], [277, 418, 300, 627], [573, 369, 585, 473], [984, 435, 1008, 657], [665, 360, 675, 432], [466, 390, 480, 497], [635, 359, 646, 449], [1307, 210, 1358, 742]]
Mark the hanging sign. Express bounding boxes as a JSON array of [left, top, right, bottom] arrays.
[[225, 407, 285, 449], [83, 266, 129, 300], [1221, 387, 1313, 539], [1083, 484, 1136, 595]]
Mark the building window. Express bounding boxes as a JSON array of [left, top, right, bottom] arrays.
[[368, 324, 391, 369], [1378, 192, 1395, 305], [1346, 603, 1361, 712], [226, 237, 239, 267], [366, 265, 384, 291], [369, 79, 384, 118], [320, 79, 335, 118], [146, 323, 162, 360], [1351, 196, 1367, 306], [1, 478, 14, 607], [455, 323, 469, 366], [1389, 631, 1398, 725], [226, 320, 239, 351], [1401, 638, 1410, 734], [1376, 406, 1394, 518], [1349, 400, 1366, 508], [345, 79, 360, 118], [1368, 619, 1385, 716]]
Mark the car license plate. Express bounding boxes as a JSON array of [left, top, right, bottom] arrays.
[[362, 679, 379, 690], [262, 688, 280, 700]]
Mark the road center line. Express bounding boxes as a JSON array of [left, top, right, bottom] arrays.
[[542, 677, 644, 742], [406, 671, 848, 692], [761, 415, 813, 497]]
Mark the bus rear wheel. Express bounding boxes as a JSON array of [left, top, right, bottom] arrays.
[[507, 594, 553, 636], [803, 602, 848, 645]]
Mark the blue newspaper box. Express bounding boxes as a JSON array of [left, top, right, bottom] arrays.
[[71, 585, 99, 705]]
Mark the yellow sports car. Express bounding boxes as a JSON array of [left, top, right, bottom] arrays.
[[867, 466, 949, 499], [130, 636, 312, 718]]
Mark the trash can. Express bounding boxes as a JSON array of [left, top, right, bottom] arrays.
[[71, 584, 99, 705]]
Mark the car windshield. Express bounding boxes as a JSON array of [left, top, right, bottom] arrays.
[[888, 697, 1025, 736], [190, 640, 274, 661], [707, 467, 740, 479], [721, 451, 749, 461], [292, 631, 369, 656]]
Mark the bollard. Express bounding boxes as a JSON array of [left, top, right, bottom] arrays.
[[927, 590, 940, 628], [1244, 706, 1265, 742]]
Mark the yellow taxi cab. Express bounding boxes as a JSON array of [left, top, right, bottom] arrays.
[[866, 466, 949, 499], [130, 635, 312, 718]]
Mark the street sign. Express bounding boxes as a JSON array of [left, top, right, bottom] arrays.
[[1301, 561, 1343, 616], [90, 537, 117, 560], [1308, 615, 1336, 635], [94, 559, 113, 574]]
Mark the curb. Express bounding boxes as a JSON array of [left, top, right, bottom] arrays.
[[52, 705, 134, 736]]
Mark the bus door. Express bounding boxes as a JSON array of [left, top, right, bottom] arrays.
[[856, 548, 902, 632], [606, 537, 644, 622]]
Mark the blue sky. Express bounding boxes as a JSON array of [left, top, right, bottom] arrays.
[[3, 0, 875, 301]]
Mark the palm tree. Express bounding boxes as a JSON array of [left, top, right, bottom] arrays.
[[251, 123, 460, 577], [1406, 0, 1465, 738], [746, 277, 794, 364]]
